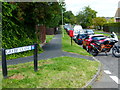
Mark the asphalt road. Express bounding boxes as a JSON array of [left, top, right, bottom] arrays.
[[92, 41, 120, 88]]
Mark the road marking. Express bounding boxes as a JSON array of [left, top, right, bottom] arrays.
[[104, 70, 112, 74], [110, 76, 120, 84], [104, 70, 120, 84]]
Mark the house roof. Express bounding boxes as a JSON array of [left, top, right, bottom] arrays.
[[115, 8, 120, 17]]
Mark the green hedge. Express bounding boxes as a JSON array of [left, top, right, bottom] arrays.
[[103, 22, 120, 34]]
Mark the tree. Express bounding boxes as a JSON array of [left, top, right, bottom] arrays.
[[63, 11, 76, 24], [107, 17, 115, 23], [76, 6, 97, 28], [93, 17, 107, 30], [2, 2, 64, 49]]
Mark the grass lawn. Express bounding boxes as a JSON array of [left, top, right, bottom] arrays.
[[94, 31, 120, 39], [46, 35, 55, 43], [0, 68, 2, 90], [2, 56, 99, 88], [94, 31, 110, 37], [62, 27, 92, 56]]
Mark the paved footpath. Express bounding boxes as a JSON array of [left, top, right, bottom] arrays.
[[3, 34, 94, 65], [1, 33, 119, 89]]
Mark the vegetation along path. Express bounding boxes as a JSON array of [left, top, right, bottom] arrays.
[[1, 34, 94, 65]]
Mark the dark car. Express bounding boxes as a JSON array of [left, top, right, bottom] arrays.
[[82, 34, 107, 50], [74, 34, 88, 45], [85, 29, 94, 35]]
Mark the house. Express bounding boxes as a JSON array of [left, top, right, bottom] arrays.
[[115, 1, 120, 22]]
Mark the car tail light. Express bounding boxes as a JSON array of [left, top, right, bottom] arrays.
[[78, 39, 81, 40]]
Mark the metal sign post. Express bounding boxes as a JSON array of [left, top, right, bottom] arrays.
[[71, 37, 72, 46], [34, 44, 38, 72], [2, 48, 8, 78], [2, 44, 38, 78]]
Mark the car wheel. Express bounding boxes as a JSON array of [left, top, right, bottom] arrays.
[[83, 45, 86, 50], [89, 48, 99, 56]]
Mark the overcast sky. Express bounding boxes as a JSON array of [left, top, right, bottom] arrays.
[[65, 0, 120, 17]]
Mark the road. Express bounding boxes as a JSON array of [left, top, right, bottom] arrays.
[[92, 41, 120, 88]]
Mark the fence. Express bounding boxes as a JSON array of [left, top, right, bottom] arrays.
[[2, 44, 38, 78]]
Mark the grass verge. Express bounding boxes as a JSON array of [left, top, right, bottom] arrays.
[[61, 27, 92, 56], [94, 31, 110, 37], [2, 56, 99, 88], [46, 35, 54, 43], [95, 31, 120, 39]]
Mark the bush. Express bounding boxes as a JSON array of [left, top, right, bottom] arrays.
[[103, 22, 120, 34]]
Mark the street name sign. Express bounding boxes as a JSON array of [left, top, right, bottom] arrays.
[[5, 45, 35, 55]]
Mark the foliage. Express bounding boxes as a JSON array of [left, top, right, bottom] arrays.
[[93, 17, 107, 30], [2, 56, 99, 88], [63, 11, 76, 24], [62, 26, 92, 56], [76, 6, 97, 28], [103, 22, 120, 34], [107, 17, 114, 23], [104, 22, 120, 27], [2, 2, 63, 48], [2, 2, 63, 59], [46, 35, 54, 43]]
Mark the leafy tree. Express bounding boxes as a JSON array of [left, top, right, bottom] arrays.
[[93, 17, 107, 30], [107, 17, 115, 23], [76, 6, 97, 28], [2, 2, 64, 49], [63, 11, 76, 24]]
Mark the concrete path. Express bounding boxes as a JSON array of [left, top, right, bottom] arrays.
[[4, 34, 94, 65]]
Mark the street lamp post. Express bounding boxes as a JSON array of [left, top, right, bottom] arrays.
[[62, 8, 64, 37]]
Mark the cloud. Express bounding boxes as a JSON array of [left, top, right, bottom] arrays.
[[65, 0, 120, 17]]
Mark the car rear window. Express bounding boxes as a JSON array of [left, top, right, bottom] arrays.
[[92, 36, 106, 40], [78, 34, 87, 39]]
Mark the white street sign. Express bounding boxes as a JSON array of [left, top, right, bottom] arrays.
[[5, 45, 35, 55]]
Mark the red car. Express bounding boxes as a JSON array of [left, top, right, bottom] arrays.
[[82, 34, 107, 51]]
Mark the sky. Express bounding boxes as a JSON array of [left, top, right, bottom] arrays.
[[65, 0, 120, 17]]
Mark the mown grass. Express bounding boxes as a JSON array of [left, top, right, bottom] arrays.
[[46, 35, 54, 43], [94, 32, 110, 37], [62, 27, 92, 56], [95, 31, 120, 39], [0, 66, 2, 90], [2, 56, 99, 88]]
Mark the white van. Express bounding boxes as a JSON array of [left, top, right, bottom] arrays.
[[73, 25, 84, 39]]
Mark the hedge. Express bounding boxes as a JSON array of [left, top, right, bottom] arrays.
[[103, 22, 120, 34]]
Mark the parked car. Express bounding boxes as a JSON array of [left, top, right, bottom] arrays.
[[73, 25, 84, 39], [74, 34, 88, 45], [82, 34, 107, 51], [84, 29, 95, 35], [64, 24, 70, 30]]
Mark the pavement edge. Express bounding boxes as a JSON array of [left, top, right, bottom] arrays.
[[83, 56, 102, 88]]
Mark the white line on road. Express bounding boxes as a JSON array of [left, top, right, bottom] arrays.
[[104, 70, 112, 74], [110, 76, 120, 84], [104, 70, 120, 84]]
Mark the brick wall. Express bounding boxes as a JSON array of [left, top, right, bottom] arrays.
[[35, 25, 46, 44], [46, 28, 55, 35]]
